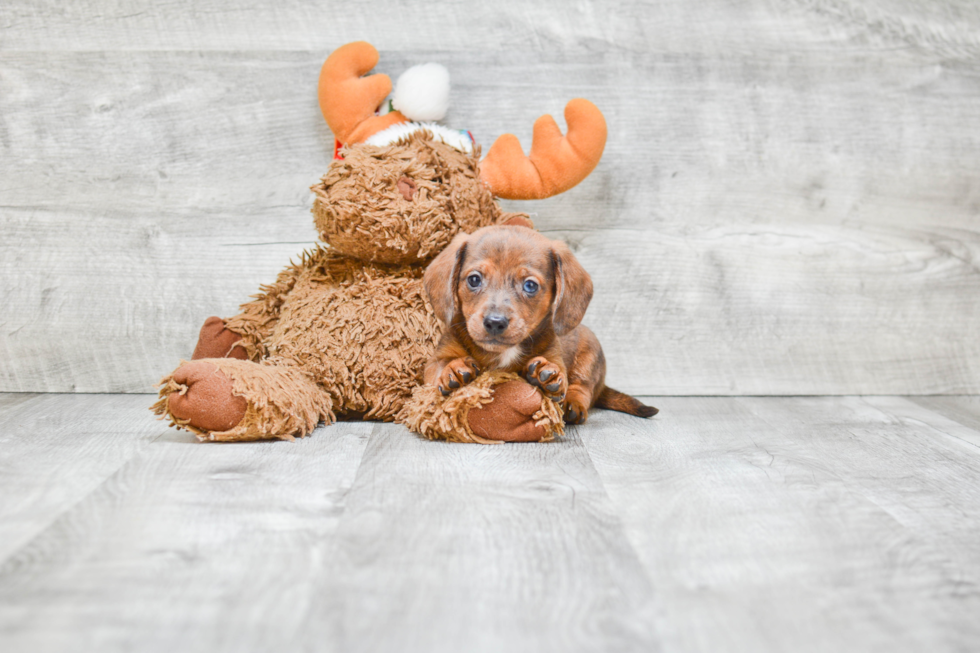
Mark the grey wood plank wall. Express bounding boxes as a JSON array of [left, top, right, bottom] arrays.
[[2, 1, 979, 394]]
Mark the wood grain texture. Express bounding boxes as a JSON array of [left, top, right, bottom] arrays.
[[580, 396, 980, 653], [3, 1, 980, 393], [0, 394, 163, 560], [322, 423, 660, 653], [877, 395, 980, 450], [3, 0, 979, 57], [3, 394, 980, 651], [907, 395, 980, 436], [0, 205, 314, 392], [570, 224, 980, 395], [0, 401, 372, 652], [0, 398, 660, 653]]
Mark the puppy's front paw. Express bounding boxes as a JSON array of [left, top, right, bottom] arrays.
[[525, 357, 567, 401], [437, 357, 480, 396]]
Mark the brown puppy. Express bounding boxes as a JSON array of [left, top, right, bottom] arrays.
[[423, 225, 658, 425]]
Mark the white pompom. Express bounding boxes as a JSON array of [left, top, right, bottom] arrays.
[[392, 63, 450, 122]]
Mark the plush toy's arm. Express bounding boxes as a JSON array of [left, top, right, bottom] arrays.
[[222, 252, 311, 360]]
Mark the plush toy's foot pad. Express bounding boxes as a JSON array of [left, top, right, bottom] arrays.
[[192, 316, 247, 360], [400, 371, 564, 444], [167, 360, 247, 432], [467, 380, 552, 442], [152, 357, 334, 442]]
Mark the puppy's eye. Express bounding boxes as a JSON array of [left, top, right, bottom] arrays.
[[466, 273, 482, 290], [523, 279, 539, 295]]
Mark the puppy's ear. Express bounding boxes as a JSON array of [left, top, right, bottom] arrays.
[[424, 233, 469, 324], [498, 213, 535, 229], [550, 241, 593, 336]]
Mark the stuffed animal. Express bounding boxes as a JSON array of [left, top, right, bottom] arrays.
[[151, 41, 606, 443]]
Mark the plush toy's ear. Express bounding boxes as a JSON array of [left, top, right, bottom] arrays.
[[550, 241, 593, 336], [424, 233, 469, 324]]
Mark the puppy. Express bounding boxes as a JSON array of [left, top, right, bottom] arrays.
[[423, 225, 658, 425]]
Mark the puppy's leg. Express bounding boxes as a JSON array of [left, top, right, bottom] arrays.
[[563, 384, 594, 425], [560, 326, 606, 425], [525, 355, 567, 402], [425, 337, 481, 397], [432, 357, 480, 396]]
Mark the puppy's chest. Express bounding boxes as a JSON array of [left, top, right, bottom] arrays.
[[486, 345, 525, 372]]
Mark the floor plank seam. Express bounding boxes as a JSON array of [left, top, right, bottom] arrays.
[[0, 424, 171, 570]]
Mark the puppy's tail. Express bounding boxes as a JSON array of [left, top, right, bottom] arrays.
[[595, 387, 659, 418]]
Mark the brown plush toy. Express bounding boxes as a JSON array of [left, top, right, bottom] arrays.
[[152, 41, 607, 443]]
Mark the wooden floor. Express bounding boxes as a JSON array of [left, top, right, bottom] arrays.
[[0, 395, 977, 652]]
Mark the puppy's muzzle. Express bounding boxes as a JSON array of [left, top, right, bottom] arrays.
[[483, 314, 509, 336]]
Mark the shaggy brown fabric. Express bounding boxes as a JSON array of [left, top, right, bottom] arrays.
[[311, 132, 504, 266], [256, 246, 442, 421], [191, 316, 247, 360], [153, 41, 609, 444], [224, 255, 310, 362], [154, 132, 545, 443], [400, 371, 564, 444], [153, 358, 333, 441]]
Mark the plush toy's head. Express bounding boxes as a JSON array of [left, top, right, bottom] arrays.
[[311, 134, 502, 265], [312, 41, 608, 266]]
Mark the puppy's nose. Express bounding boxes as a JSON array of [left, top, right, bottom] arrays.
[[483, 314, 509, 336]]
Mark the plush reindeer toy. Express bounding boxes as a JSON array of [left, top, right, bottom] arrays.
[[153, 41, 609, 443]]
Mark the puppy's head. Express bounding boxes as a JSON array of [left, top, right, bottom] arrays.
[[423, 225, 593, 351]]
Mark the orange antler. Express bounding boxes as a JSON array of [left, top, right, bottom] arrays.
[[479, 99, 607, 200], [318, 41, 408, 145]]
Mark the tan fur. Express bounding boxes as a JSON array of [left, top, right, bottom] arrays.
[[422, 225, 657, 424], [152, 133, 549, 441], [312, 133, 503, 265], [595, 387, 659, 418], [152, 41, 609, 443], [153, 42, 606, 441], [400, 371, 563, 444], [152, 357, 332, 441]]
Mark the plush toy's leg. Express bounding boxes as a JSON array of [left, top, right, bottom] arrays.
[[165, 360, 247, 431], [152, 358, 334, 442], [466, 379, 557, 442], [191, 316, 248, 360], [400, 372, 564, 444]]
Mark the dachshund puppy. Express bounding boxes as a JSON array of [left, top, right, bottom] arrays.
[[423, 225, 658, 424]]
